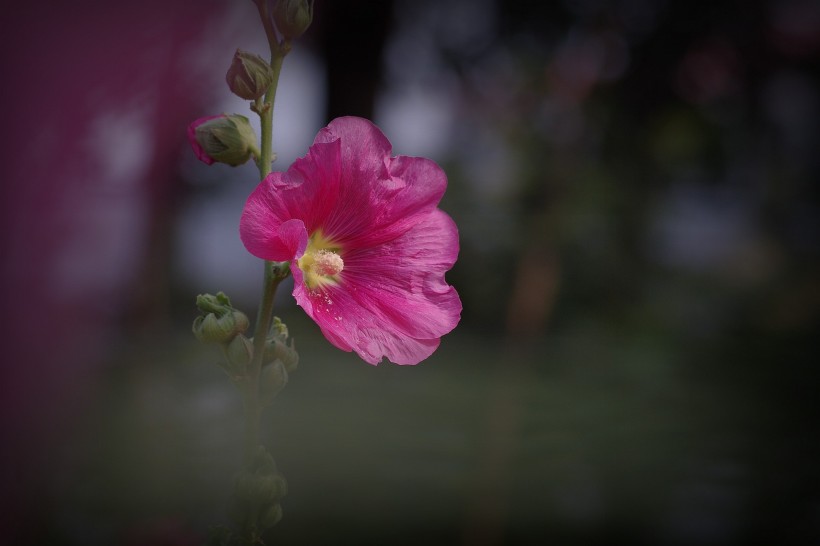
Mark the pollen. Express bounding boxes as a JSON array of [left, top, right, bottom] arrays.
[[297, 233, 345, 289], [312, 249, 344, 276]]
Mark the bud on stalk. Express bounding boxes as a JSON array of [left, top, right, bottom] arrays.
[[187, 114, 259, 167], [226, 49, 274, 100], [272, 0, 314, 40]]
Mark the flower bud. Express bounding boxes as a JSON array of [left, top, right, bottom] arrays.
[[272, 0, 314, 40], [234, 470, 286, 504], [193, 311, 248, 344], [260, 360, 288, 405], [254, 473, 288, 505], [259, 503, 283, 530], [187, 114, 258, 166], [196, 292, 232, 313], [192, 292, 249, 344], [270, 316, 288, 340], [263, 337, 299, 372], [263, 316, 299, 371], [226, 49, 274, 100], [225, 334, 253, 377], [231, 450, 287, 532]]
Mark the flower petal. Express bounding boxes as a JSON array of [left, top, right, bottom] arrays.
[[314, 116, 392, 186], [312, 117, 449, 248], [270, 139, 342, 234], [240, 198, 308, 262], [292, 209, 461, 365], [293, 281, 444, 365], [344, 208, 461, 338], [352, 154, 449, 247], [384, 154, 448, 222], [239, 139, 340, 261]]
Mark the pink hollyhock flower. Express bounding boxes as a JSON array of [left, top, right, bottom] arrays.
[[240, 116, 461, 365]]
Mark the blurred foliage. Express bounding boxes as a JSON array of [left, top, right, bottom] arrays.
[[35, 0, 819, 544]]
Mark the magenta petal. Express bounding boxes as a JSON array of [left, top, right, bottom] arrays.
[[239, 139, 340, 262], [314, 119, 449, 247], [346, 209, 461, 336], [384, 155, 447, 220], [314, 117, 392, 186], [187, 114, 223, 165], [272, 218, 309, 260], [240, 179, 308, 261], [292, 209, 461, 365], [293, 282, 445, 365], [343, 154, 448, 248], [273, 139, 342, 234]]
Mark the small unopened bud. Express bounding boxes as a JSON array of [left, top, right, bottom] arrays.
[[263, 337, 299, 372], [187, 114, 259, 166], [263, 316, 299, 371], [259, 503, 283, 529], [260, 360, 288, 405], [226, 49, 274, 100], [270, 316, 288, 340], [254, 473, 288, 505], [272, 0, 314, 40], [231, 466, 286, 531], [192, 292, 249, 344], [225, 334, 253, 377], [193, 310, 249, 344]]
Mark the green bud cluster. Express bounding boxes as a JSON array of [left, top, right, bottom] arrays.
[[263, 317, 299, 371], [259, 316, 299, 406], [193, 292, 257, 381], [193, 292, 249, 344], [230, 447, 288, 537]]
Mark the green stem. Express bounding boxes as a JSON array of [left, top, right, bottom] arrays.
[[252, 0, 290, 178], [235, 8, 294, 544], [257, 52, 284, 177], [244, 16, 291, 467], [246, 266, 284, 456]]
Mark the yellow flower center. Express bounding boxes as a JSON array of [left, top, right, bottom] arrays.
[[297, 230, 344, 289]]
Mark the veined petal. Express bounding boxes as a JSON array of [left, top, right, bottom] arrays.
[[312, 118, 449, 247], [293, 281, 444, 365], [383, 155, 447, 226], [314, 117, 392, 186], [240, 207, 308, 262], [349, 155, 449, 248], [272, 139, 341, 233], [343, 209, 461, 339], [292, 209, 461, 365], [239, 139, 341, 261]]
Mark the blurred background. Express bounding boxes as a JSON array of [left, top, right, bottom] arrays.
[[1, 0, 818, 544]]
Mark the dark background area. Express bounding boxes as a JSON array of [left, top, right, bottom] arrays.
[[1, 0, 818, 544]]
